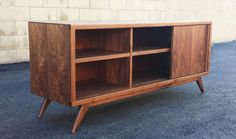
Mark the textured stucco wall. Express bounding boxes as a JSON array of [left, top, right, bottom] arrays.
[[0, 0, 236, 64]]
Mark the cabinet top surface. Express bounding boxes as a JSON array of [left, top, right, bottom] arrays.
[[29, 21, 212, 29]]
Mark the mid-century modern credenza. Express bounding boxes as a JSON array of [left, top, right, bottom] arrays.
[[28, 21, 212, 133]]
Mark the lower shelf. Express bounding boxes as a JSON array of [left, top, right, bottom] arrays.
[[76, 79, 128, 100], [132, 71, 169, 87]]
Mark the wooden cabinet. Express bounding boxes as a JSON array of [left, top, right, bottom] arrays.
[[28, 21, 212, 133]]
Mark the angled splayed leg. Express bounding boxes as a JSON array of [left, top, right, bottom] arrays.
[[196, 77, 205, 93], [72, 104, 89, 134], [38, 98, 51, 118]]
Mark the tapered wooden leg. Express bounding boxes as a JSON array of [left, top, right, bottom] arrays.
[[196, 77, 204, 93], [72, 105, 89, 134], [38, 98, 51, 118]]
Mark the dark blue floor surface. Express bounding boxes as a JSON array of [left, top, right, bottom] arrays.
[[0, 41, 236, 139]]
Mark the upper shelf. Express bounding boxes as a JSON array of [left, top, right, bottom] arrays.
[[74, 26, 174, 63], [76, 48, 129, 63], [75, 46, 170, 63], [133, 26, 172, 56], [75, 28, 131, 63]]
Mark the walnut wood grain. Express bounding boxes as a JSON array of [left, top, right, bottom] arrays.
[[29, 23, 71, 105], [129, 28, 133, 88], [29, 21, 212, 30], [196, 77, 205, 93], [72, 72, 209, 107], [76, 58, 130, 99], [132, 53, 170, 86], [38, 98, 51, 118], [75, 51, 130, 63], [206, 24, 212, 72], [171, 25, 208, 78], [29, 23, 47, 97], [72, 105, 89, 134], [70, 26, 76, 102], [76, 80, 127, 100], [75, 29, 130, 56], [132, 47, 170, 56]]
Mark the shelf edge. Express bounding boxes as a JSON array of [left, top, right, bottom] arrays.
[[75, 53, 130, 63], [133, 48, 170, 56]]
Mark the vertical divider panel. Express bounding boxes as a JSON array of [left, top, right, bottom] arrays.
[[129, 28, 133, 88], [170, 26, 174, 78], [70, 25, 76, 103]]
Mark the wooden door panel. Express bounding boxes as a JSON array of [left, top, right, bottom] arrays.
[[171, 25, 208, 78]]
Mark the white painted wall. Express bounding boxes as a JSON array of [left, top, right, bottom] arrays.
[[0, 0, 236, 64]]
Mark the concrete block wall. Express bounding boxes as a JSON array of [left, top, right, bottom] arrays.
[[0, 0, 236, 64]]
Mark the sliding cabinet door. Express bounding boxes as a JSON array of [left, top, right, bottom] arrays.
[[171, 25, 210, 78]]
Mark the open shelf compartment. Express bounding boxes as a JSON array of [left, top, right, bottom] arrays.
[[75, 28, 130, 63], [133, 27, 172, 56], [76, 58, 130, 100], [132, 53, 171, 86]]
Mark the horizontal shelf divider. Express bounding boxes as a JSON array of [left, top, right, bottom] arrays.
[[75, 53, 130, 63], [133, 48, 170, 56]]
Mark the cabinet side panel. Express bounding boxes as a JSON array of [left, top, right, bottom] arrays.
[[171, 25, 208, 78], [47, 24, 71, 105], [29, 23, 71, 105], [29, 23, 48, 98], [206, 24, 212, 72]]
